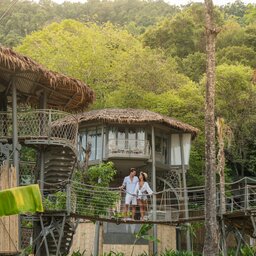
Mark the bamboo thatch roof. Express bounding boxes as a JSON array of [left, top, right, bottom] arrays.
[[0, 47, 94, 111], [76, 108, 199, 136]]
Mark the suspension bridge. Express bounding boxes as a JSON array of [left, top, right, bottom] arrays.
[[38, 177, 256, 229]]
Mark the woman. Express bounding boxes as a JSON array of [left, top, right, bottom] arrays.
[[134, 172, 153, 220]]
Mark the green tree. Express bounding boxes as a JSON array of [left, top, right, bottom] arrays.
[[244, 24, 256, 51], [0, 0, 179, 47], [221, 0, 247, 24], [215, 64, 256, 177], [142, 3, 223, 58], [16, 20, 192, 109], [244, 4, 256, 24], [217, 46, 256, 68], [179, 52, 206, 82], [216, 20, 245, 49], [142, 13, 198, 58]]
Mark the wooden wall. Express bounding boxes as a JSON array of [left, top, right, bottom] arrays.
[[70, 221, 176, 255], [0, 163, 19, 254]]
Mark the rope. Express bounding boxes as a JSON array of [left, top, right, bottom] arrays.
[[38, 176, 256, 224]]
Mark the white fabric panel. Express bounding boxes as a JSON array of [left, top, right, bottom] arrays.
[[171, 134, 181, 165], [183, 133, 191, 165], [171, 133, 191, 166]]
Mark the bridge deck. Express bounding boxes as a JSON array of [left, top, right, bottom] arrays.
[[38, 176, 256, 237]]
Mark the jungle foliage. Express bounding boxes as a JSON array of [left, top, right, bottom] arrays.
[[1, 0, 256, 185]]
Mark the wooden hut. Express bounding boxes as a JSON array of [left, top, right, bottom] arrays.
[[0, 46, 94, 255], [72, 108, 199, 255]]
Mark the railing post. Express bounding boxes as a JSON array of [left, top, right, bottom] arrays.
[[66, 181, 71, 215], [230, 196, 233, 213], [47, 109, 52, 139], [244, 178, 249, 210], [39, 91, 47, 137], [179, 134, 191, 251], [151, 126, 158, 255]]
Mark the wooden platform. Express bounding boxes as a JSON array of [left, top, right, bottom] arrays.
[[0, 164, 19, 254], [223, 210, 256, 237]]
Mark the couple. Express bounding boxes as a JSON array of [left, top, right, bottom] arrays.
[[120, 167, 153, 220]]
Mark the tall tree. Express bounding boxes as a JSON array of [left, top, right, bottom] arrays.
[[204, 0, 219, 255]]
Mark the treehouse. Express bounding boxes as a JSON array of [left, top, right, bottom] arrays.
[[0, 46, 200, 256], [0, 46, 94, 256], [76, 108, 198, 187], [72, 108, 199, 255]]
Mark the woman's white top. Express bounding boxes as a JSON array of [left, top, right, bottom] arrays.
[[134, 182, 153, 200]]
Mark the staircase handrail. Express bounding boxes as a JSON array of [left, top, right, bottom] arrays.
[[0, 109, 78, 152]]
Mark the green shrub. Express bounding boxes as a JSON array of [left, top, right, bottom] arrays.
[[71, 250, 86, 256], [43, 191, 66, 210], [103, 251, 124, 256], [160, 250, 201, 256]]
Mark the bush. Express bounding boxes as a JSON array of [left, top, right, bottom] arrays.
[[103, 251, 124, 256], [71, 250, 86, 256], [43, 191, 66, 211], [160, 250, 201, 256]]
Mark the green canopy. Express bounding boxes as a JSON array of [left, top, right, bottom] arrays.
[[0, 184, 43, 216]]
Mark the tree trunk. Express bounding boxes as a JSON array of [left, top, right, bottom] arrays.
[[216, 117, 226, 214], [203, 0, 219, 255]]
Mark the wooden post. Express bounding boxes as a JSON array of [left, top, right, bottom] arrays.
[[66, 182, 71, 215], [39, 91, 47, 192], [0, 165, 19, 254], [12, 81, 19, 184], [93, 125, 104, 256], [151, 126, 157, 255], [12, 81, 21, 251], [179, 134, 191, 251], [244, 178, 249, 210], [0, 92, 7, 136]]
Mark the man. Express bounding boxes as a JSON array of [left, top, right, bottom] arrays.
[[120, 168, 139, 220]]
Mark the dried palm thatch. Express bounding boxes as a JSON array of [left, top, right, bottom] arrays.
[[76, 108, 199, 136], [0, 47, 94, 111]]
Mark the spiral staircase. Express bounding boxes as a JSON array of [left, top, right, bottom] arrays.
[[0, 109, 79, 256]]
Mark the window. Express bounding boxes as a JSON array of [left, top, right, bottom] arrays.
[[108, 126, 146, 154], [155, 136, 162, 153], [128, 128, 136, 149], [79, 127, 103, 161], [163, 138, 168, 164], [78, 131, 87, 162], [148, 132, 169, 164], [88, 130, 96, 160], [117, 127, 126, 150]]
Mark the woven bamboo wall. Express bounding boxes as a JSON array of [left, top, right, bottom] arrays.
[[70, 221, 176, 255], [0, 163, 19, 254]]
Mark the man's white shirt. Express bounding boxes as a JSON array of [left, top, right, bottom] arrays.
[[122, 175, 139, 194], [122, 175, 139, 205]]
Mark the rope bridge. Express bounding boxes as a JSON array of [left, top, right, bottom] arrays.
[[39, 177, 256, 224]]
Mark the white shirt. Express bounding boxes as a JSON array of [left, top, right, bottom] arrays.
[[122, 175, 139, 194], [134, 182, 153, 199]]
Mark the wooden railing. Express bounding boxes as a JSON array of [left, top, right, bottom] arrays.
[[0, 109, 78, 151], [39, 177, 256, 224], [106, 139, 151, 159]]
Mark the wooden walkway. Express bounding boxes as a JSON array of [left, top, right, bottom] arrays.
[[38, 176, 256, 238]]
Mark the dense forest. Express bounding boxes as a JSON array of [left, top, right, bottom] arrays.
[[1, 0, 256, 185]]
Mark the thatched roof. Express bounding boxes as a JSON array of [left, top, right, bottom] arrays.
[[0, 47, 94, 111], [76, 108, 199, 136]]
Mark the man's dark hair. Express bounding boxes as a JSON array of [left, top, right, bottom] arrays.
[[130, 168, 136, 173]]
